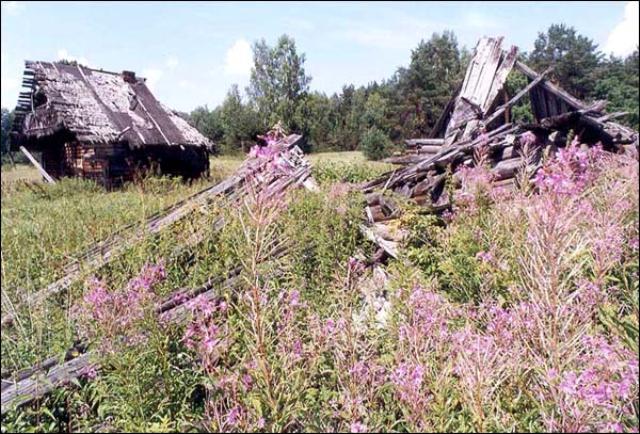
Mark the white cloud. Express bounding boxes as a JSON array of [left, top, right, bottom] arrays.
[[165, 56, 179, 69], [56, 48, 90, 67], [604, 1, 639, 56], [223, 39, 253, 76], [142, 68, 163, 90], [178, 79, 191, 88], [1, 1, 26, 15]]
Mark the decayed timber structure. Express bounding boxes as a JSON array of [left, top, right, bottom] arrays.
[[11, 61, 213, 186], [385, 37, 638, 165], [369, 36, 639, 256]]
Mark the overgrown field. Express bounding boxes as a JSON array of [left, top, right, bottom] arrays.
[[1, 149, 638, 433]]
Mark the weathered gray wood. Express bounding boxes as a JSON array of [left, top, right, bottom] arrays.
[[444, 38, 517, 146], [405, 138, 445, 147], [485, 67, 553, 127], [514, 60, 587, 110], [360, 224, 398, 258], [19, 146, 56, 184], [1, 353, 96, 415], [483, 45, 518, 112]]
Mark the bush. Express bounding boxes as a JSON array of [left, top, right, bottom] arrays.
[[360, 127, 393, 161]]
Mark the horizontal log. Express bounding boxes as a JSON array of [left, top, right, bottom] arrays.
[[1, 353, 96, 415], [416, 145, 442, 154], [491, 157, 525, 181], [405, 138, 445, 147]]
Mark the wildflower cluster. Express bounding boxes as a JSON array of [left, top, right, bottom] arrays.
[[74, 262, 166, 353]]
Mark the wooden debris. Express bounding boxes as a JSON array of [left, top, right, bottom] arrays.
[[19, 146, 56, 184]]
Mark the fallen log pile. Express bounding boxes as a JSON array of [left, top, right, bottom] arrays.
[[364, 36, 639, 257]]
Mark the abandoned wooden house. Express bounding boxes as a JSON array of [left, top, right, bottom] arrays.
[[10, 60, 213, 186]]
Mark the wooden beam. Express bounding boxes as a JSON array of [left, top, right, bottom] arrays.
[[514, 60, 586, 110], [19, 146, 56, 184], [405, 138, 445, 147], [485, 66, 553, 126]]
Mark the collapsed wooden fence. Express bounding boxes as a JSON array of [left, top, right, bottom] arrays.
[[1, 134, 309, 328], [1, 133, 316, 415]]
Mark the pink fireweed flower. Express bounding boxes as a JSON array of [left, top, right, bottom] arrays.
[[225, 405, 243, 427], [475, 250, 494, 264], [350, 422, 368, 433], [533, 143, 603, 195], [390, 362, 425, 402], [75, 261, 166, 353], [520, 131, 537, 147], [241, 374, 253, 391], [347, 256, 365, 275], [79, 365, 98, 380]]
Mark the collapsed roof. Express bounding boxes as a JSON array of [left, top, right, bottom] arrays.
[[364, 36, 639, 258], [11, 61, 212, 149]]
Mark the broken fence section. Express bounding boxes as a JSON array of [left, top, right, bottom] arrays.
[[1, 134, 312, 328]]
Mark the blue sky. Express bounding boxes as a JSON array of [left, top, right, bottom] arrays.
[[1, 1, 638, 111]]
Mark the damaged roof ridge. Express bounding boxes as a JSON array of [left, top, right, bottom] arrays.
[[24, 60, 148, 82]]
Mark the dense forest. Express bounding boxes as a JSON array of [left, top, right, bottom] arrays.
[[1, 24, 638, 162]]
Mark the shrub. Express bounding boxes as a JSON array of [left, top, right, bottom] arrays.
[[360, 127, 393, 161]]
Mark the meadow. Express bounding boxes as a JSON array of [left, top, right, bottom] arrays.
[[0, 147, 638, 433]]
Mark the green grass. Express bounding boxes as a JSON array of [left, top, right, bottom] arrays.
[[1, 163, 45, 186]]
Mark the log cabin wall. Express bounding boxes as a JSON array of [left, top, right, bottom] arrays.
[[35, 139, 209, 187], [63, 142, 83, 176]]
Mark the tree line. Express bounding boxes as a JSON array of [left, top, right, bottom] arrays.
[[187, 24, 639, 159], [1, 24, 638, 162]]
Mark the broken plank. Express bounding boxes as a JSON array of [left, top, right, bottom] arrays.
[[19, 146, 56, 184], [514, 60, 586, 110]]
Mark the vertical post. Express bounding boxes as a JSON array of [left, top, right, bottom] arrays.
[[504, 90, 510, 124], [19, 146, 56, 184]]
